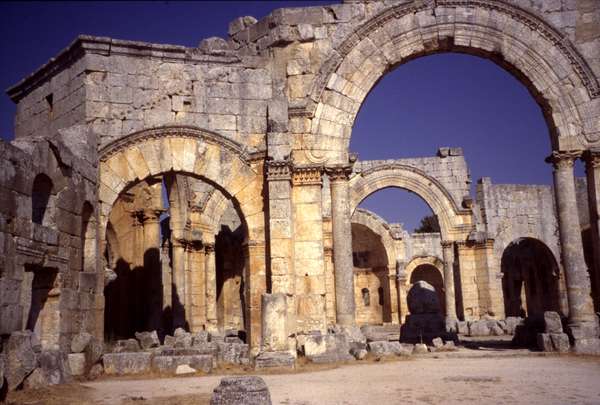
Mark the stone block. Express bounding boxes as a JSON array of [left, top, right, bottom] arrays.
[[457, 321, 469, 335], [71, 332, 92, 353], [504, 317, 524, 335], [413, 343, 428, 354], [135, 330, 160, 350], [550, 333, 570, 353], [175, 364, 196, 375], [113, 338, 140, 353], [152, 355, 212, 374], [211, 376, 272, 405], [431, 337, 444, 348], [218, 343, 249, 365], [5, 331, 39, 390], [537, 333, 553, 352], [102, 352, 152, 375], [544, 311, 563, 334], [468, 320, 490, 336], [261, 293, 288, 352], [88, 363, 104, 380], [37, 350, 71, 385], [68, 353, 86, 376], [192, 331, 210, 346], [254, 351, 295, 369], [367, 341, 402, 357], [407, 281, 440, 314]]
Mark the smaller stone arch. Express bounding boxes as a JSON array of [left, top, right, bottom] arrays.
[[402, 256, 445, 318], [349, 163, 474, 242], [351, 208, 398, 275]]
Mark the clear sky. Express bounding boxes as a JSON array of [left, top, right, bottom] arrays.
[[1, 1, 580, 231]]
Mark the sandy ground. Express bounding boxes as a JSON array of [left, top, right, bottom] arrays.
[[6, 353, 600, 405]]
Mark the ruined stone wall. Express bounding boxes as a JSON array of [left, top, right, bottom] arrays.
[[0, 134, 99, 352]]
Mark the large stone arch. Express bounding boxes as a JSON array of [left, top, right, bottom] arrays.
[[349, 163, 474, 241], [98, 125, 266, 348], [295, 0, 600, 164], [98, 125, 265, 244]]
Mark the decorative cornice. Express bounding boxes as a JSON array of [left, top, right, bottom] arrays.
[[266, 159, 292, 182], [582, 148, 600, 170], [545, 150, 582, 170], [325, 165, 353, 182], [99, 125, 249, 164], [292, 165, 323, 186]]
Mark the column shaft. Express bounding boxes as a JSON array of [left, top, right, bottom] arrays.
[[205, 244, 218, 331], [583, 149, 600, 312], [142, 210, 163, 332], [327, 166, 355, 326], [442, 241, 458, 331], [171, 240, 187, 328]]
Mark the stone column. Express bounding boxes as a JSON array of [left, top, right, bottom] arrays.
[[583, 148, 600, 312], [187, 241, 205, 332], [326, 165, 356, 326], [205, 243, 218, 331], [171, 238, 187, 328], [142, 209, 163, 332], [441, 241, 458, 331], [395, 261, 408, 324], [547, 150, 600, 353]]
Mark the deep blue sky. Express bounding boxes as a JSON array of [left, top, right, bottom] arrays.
[[1, 1, 577, 231]]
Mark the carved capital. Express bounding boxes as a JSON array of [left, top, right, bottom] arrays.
[[292, 165, 323, 186], [582, 148, 600, 170], [325, 165, 353, 182], [266, 159, 291, 182], [545, 150, 581, 170]]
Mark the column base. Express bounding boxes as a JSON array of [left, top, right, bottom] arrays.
[[445, 317, 458, 333], [569, 320, 600, 355]]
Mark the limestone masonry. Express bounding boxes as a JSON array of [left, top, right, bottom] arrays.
[[1, 0, 600, 392]]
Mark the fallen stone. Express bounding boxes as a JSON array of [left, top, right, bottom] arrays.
[[350, 347, 367, 360], [218, 343, 249, 365], [443, 341, 457, 351], [152, 355, 213, 374], [113, 339, 140, 353], [504, 317, 524, 335], [431, 337, 444, 348], [544, 312, 563, 334], [550, 333, 570, 353], [211, 376, 272, 405], [413, 343, 428, 354], [88, 363, 104, 380], [5, 331, 39, 390], [192, 331, 210, 346], [164, 335, 176, 347], [490, 323, 505, 336], [537, 333, 553, 352], [361, 325, 400, 342], [84, 337, 104, 368], [175, 364, 197, 375], [71, 332, 92, 353], [254, 351, 295, 369], [135, 331, 160, 350], [407, 281, 441, 314], [103, 352, 152, 375], [68, 353, 86, 376], [468, 320, 490, 337], [457, 321, 469, 335]]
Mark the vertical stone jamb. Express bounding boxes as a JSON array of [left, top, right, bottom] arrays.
[[326, 165, 356, 326], [205, 243, 218, 331], [395, 259, 408, 323], [171, 238, 187, 328], [583, 148, 600, 312], [547, 150, 600, 353], [441, 241, 458, 331], [142, 209, 163, 332]]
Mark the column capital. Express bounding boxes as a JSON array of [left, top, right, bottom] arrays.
[[325, 164, 353, 182], [204, 243, 216, 254], [266, 159, 291, 182], [292, 164, 323, 186], [441, 240, 455, 249], [545, 150, 582, 170], [582, 148, 600, 170]]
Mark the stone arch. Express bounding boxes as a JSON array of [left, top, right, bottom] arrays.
[[351, 208, 398, 274], [501, 237, 563, 317], [404, 256, 445, 285], [403, 255, 445, 316], [349, 164, 473, 241], [297, 1, 599, 164], [98, 125, 266, 348]]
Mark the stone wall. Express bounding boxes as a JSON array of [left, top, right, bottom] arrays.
[[0, 129, 99, 352]]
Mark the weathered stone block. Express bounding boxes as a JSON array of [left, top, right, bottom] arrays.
[[5, 331, 39, 390], [537, 333, 553, 352], [550, 333, 570, 353], [218, 343, 249, 365], [113, 338, 140, 353], [544, 311, 563, 334], [68, 353, 86, 376], [71, 332, 92, 353], [102, 352, 152, 375], [135, 330, 160, 350], [254, 351, 295, 369], [211, 376, 272, 405]]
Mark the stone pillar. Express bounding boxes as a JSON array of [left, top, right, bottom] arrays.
[[583, 148, 600, 312], [205, 243, 218, 331], [142, 209, 163, 332], [326, 165, 356, 326], [395, 262, 408, 323], [441, 241, 458, 331], [260, 293, 288, 352], [388, 271, 400, 324], [547, 150, 600, 353], [188, 242, 206, 332], [171, 239, 187, 328]]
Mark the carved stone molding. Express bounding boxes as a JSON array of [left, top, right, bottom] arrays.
[[582, 148, 600, 170], [292, 165, 323, 186], [266, 159, 292, 182], [325, 165, 353, 182], [545, 150, 582, 170], [204, 243, 216, 254]]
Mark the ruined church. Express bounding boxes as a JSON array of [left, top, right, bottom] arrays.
[[1, 0, 600, 389]]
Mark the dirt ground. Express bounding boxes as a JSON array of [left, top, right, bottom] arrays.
[[6, 353, 600, 405]]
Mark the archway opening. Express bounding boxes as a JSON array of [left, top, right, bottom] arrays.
[[103, 171, 248, 342], [409, 264, 445, 316], [501, 238, 562, 318]]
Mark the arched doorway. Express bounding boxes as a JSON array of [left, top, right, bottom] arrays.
[[410, 264, 445, 316], [501, 238, 562, 317]]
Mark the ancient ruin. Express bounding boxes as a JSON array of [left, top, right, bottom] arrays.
[[1, 0, 600, 393]]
